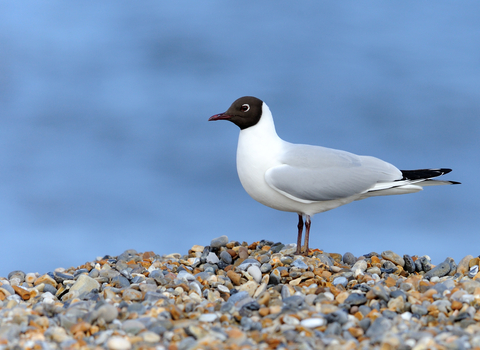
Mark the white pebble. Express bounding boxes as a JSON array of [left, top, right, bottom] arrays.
[[199, 313, 218, 322], [300, 317, 325, 328], [142, 331, 161, 343], [177, 270, 195, 282], [217, 284, 230, 293], [247, 265, 262, 284], [283, 315, 300, 325], [107, 336, 131, 350], [206, 252, 220, 264]]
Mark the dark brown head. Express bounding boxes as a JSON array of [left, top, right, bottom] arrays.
[[209, 96, 263, 130]]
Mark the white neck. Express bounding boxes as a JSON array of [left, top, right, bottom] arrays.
[[239, 102, 282, 144]]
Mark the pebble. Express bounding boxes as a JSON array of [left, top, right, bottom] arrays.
[[247, 265, 262, 283], [424, 259, 451, 279], [210, 235, 229, 248], [206, 252, 220, 264], [381, 250, 405, 267], [107, 336, 131, 350], [332, 276, 348, 287], [0, 245, 479, 350], [403, 254, 416, 273], [343, 252, 356, 265]]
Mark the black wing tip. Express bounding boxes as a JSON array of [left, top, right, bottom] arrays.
[[401, 168, 456, 181]]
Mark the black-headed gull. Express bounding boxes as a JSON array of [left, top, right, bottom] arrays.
[[209, 96, 459, 255]]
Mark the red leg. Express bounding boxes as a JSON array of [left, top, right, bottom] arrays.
[[296, 214, 303, 255], [303, 215, 311, 255]]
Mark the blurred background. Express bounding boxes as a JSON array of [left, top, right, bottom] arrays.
[[0, 2, 478, 276]]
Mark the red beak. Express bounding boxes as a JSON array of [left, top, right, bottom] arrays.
[[208, 113, 232, 121]]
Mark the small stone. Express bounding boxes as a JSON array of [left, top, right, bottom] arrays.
[[446, 257, 457, 276], [107, 336, 131, 350], [300, 317, 326, 328], [260, 263, 272, 273], [458, 255, 474, 275], [345, 293, 367, 306], [366, 317, 392, 341], [414, 258, 423, 272], [122, 320, 145, 335], [191, 245, 204, 252], [34, 274, 58, 288], [218, 284, 230, 293], [291, 259, 308, 269], [227, 270, 241, 286], [332, 276, 348, 287], [387, 296, 404, 313], [371, 285, 390, 302], [206, 252, 220, 264], [199, 313, 218, 322], [419, 256, 432, 272], [238, 259, 261, 271], [142, 331, 161, 343], [220, 251, 233, 264], [247, 265, 262, 284], [381, 251, 405, 267], [97, 304, 118, 323], [211, 235, 229, 248], [403, 254, 415, 273], [469, 265, 479, 278], [343, 252, 356, 265], [279, 243, 297, 255], [237, 281, 258, 297], [424, 261, 451, 280], [352, 260, 368, 278], [411, 304, 428, 316], [122, 289, 143, 301], [228, 291, 250, 305], [238, 246, 249, 259]]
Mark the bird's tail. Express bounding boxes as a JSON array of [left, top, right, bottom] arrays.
[[359, 168, 460, 199]]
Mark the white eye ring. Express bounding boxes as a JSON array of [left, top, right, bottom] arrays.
[[241, 104, 250, 112]]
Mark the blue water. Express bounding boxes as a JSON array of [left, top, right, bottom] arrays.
[[0, 2, 478, 276]]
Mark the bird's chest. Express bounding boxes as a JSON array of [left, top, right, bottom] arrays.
[[235, 133, 282, 199]]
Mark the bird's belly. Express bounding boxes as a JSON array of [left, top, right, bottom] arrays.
[[236, 154, 358, 215]]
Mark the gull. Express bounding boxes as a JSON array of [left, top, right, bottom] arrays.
[[209, 96, 459, 255]]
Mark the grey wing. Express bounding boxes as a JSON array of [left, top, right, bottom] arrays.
[[265, 144, 402, 203]]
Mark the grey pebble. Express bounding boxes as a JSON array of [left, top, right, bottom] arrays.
[[122, 319, 145, 335], [332, 277, 348, 287], [260, 263, 272, 273], [325, 310, 348, 325], [283, 295, 305, 310], [344, 293, 367, 306], [228, 291, 250, 304], [269, 269, 281, 285], [424, 261, 451, 280], [366, 317, 392, 342], [210, 235, 229, 248], [415, 258, 423, 272], [206, 252, 220, 264], [343, 252, 356, 266], [445, 257, 457, 276], [411, 304, 428, 316], [281, 285, 291, 299], [291, 259, 308, 269], [403, 254, 416, 273], [420, 256, 432, 272], [111, 275, 130, 288]]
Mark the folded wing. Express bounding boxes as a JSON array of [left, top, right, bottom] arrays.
[[265, 144, 402, 203]]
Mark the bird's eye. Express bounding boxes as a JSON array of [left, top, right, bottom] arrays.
[[241, 104, 250, 112]]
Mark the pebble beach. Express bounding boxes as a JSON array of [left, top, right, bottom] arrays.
[[1, 236, 480, 350]]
